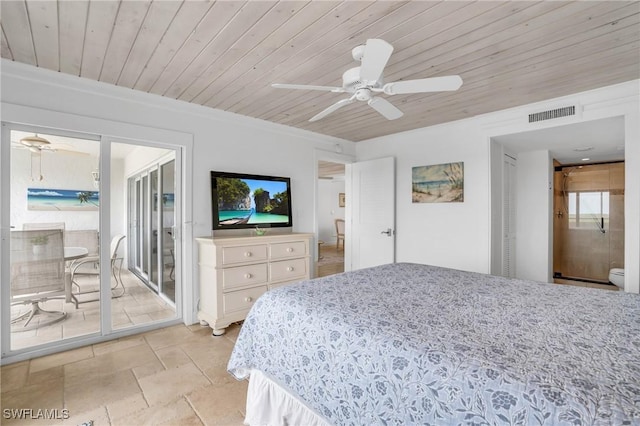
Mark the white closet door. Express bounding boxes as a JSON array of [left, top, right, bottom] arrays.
[[503, 155, 517, 278]]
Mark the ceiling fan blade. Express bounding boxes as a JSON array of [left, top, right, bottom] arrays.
[[50, 149, 90, 156], [272, 83, 344, 93], [45, 143, 76, 151], [383, 75, 463, 95], [359, 39, 393, 85], [367, 97, 403, 120], [309, 98, 355, 122]]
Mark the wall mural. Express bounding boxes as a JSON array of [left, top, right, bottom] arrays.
[[27, 188, 99, 211], [412, 162, 464, 203]]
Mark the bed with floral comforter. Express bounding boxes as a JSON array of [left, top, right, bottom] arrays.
[[228, 263, 640, 425]]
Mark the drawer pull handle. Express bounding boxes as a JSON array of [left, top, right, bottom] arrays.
[[286, 247, 294, 253], [287, 266, 294, 272], [244, 297, 253, 303], [244, 252, 252, 257], [245, 273, 252, 279]]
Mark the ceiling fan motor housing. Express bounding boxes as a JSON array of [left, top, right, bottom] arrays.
[[342, 67, 383, 92]]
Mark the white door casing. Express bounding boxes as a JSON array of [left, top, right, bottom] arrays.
[[346, 157, 396, 270]]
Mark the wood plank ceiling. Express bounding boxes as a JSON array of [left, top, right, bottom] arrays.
[[1, 1, 639, 142]]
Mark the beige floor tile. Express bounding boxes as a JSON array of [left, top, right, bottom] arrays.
[[138, 362, 210, 406], [111, 312, 134, 328], [143, 324, 201, 351], [34, 322, 63, 340], [11, 333, 61, 351], [92, 334, 146, 357], [106, 392, 149, 420], [29, 345, 94, 374], [149, 310, 177, 321], [64, 344, 156, 386], [64, 369, 141, 414], [125, 302, 171, 317], [186, 381, 248, 426], [155, 345, 193, 369], [223, 322, 242, 344], [9, 269, 175, 352], [132, 358, 166, 380], [0, 361, 29, 393], [130, 313, 155, 325], [1, 377, 64, 416], [112, 397, 202, 426], [180, 336, 235, 371], [60, 405, 110, 426], [201, 363, 237, 386], [3, 324, 250, 426], [26, 365, 64, 387], [62, 319, 100, 339]]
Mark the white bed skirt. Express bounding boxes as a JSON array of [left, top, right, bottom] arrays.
[[245, 369, 331, 426]]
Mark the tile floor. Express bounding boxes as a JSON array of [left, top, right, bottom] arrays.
[[316, 243, 344, 278], [553, 277, 618, 291], [10, 270, 176, 350], [1, 323, 247, 426], [3, 254, 342, 425]]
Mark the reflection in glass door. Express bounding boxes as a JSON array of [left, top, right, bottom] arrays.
[[126, 152, 176, 316]]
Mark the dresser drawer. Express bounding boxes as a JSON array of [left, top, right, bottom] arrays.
[[270, 258, 308, 282], [222, 244, 268, 265], [270, 241, 307, 260], [223, 286, 267, 315], [222, 264, 268, 290]]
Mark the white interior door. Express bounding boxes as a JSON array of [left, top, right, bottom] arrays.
[[346, 157, 395, 270]]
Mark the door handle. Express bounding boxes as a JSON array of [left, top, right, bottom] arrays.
[[381, 228, 393, 236]]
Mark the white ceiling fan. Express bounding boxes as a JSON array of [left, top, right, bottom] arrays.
[[272, 39, 463, 122]]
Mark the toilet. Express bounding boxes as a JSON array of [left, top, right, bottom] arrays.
[[608, 268, 625, 290]]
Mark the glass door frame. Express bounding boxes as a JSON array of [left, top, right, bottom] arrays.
[[127, 153, 177, 307], [1, 121, 186, 363], [1, 122, 106, 358]]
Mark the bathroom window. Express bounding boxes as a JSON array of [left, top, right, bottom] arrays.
[[568, 191, 609, 231]]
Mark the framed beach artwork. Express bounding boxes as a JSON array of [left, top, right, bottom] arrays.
[[27, 188, 99, 211], [412, 162, 464, 203]]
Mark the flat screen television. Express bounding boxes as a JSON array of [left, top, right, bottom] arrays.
[[211, 171, 292, 230]]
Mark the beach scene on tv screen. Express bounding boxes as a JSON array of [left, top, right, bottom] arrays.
[[217, 177, 289, 226]]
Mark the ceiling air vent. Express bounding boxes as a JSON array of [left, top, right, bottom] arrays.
[[528, 106, 576, 123]]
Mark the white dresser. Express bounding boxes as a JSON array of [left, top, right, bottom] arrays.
[[196, 233, 313, 336]]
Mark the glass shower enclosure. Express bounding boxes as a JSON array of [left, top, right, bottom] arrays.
[[553, 162, 624, 283]]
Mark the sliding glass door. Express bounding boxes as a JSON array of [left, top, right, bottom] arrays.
[[2, 122, 182, 360], [3, 125, 102, 352], [127, 154, 176, 310]]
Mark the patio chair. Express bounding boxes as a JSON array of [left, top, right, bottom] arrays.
[[10, 229, 67, 331], [69, 234, 126, 306]]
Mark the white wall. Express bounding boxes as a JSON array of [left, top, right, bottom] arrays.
[[317, 178, 345, 244], [356, 80, 639, 292], [356, 123, 491, 274], [515, 150, 553, 282], [1, 60, 356, 330]]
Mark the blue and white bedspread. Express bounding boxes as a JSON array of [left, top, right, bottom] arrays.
[[228, 263, 640, 425]]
